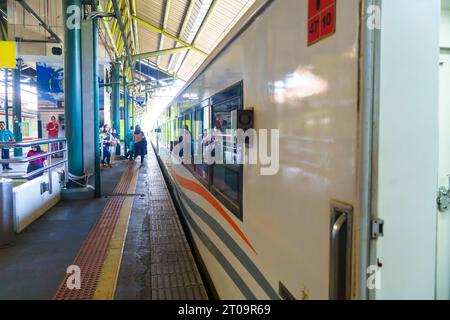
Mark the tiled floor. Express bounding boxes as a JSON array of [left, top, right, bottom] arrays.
[[115, 147, 209, 300], [0, 160, 128, 300]]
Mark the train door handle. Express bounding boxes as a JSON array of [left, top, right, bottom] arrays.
[[329, 201, 353, 300]]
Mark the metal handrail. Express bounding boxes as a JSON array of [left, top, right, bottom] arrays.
[[0, 137, 67, 148], [0, 138, 68, 194], [0, 149, 67, 164]]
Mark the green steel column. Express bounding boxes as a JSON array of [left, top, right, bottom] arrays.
[[93, 0, 101, 198], [111, 62, 120, 137], [131, 95, 135, 128], [63, 0, 84, 186], [12, 59, 22, 157], [123, 77, 129, 154]]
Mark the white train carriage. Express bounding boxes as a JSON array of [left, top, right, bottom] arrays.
[[153, 0, 449, 300]]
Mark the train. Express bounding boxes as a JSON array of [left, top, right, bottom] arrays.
[[152, 0, 448, 300]]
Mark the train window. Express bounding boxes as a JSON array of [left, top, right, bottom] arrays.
[[210, 83, 243, 219], [182, 111, 195, 170], [195, 106, 210, 183]]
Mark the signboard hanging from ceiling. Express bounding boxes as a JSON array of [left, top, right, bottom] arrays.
[[0, 41, 16, 69], [307, 0, 336, 46]]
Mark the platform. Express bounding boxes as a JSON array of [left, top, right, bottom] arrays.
[[0, 148, 208, 300]]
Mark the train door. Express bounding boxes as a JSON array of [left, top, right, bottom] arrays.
[[437, 49, 450, 300], [372, 0, 440, 299]]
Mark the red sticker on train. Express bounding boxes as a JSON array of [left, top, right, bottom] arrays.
[[308, 0, 336, 46]]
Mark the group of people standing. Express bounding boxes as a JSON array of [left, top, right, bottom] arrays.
[[2, 116, 148, 179], [100, 124, 119, 168], [0, 119, 48, 179], [100, 124, 147, 167]]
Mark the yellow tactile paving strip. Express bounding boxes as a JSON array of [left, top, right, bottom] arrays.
[[53, 162, 139, 300], [93, 164, 139, 300]]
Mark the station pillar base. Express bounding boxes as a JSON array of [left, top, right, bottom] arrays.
[[61, 185, 95, 201]]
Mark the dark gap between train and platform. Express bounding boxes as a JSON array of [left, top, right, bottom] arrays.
[[103, 193, 147, 198], [152, 145, 219, 301]]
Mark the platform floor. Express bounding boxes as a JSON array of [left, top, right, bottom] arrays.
[[0, 148, 208, 300], [115, 148, 208, 300]]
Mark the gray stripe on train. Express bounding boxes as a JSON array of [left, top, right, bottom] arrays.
[[177, 188, 280, 300], [173, 188, 257, 300]]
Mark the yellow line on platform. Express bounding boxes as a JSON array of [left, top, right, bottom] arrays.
[[93, 163, 140, 300]]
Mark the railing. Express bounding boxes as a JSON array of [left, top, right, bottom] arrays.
[[0, 138, 68, 194]]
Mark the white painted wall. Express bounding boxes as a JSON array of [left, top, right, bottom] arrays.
[[374, 0, 440, 299]]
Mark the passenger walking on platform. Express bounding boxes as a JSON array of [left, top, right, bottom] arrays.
[[26, 145, 47, 180], [0, 121, 15, 171], [133, 125, 146, 164], [46, 116, 59, 158], [110, 128, 119, 165], [126, 140, 135, 161], [101, 124, 112, 168]]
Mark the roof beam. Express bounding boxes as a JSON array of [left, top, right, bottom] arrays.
[[111, 0, 133, 70], [167, 0, 196, 71], [16, 0, 62, 43], [133, 47, 190, 62], [176, 0, 219, 75], [130, 0, 140, 53], [126, 0, 137, 54], [157, 0, 172, 66], [136, 59, 185, 82], [131, 15, 208, 57], [98, 1, 120, 58]]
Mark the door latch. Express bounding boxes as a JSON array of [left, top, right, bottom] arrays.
[[437, 175, 450, 212], [371, 219, 384, 239]]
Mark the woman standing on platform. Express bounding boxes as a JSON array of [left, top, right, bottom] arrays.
[[110, 128, 119, 166], [46, 116, 59, 157], [133, 125, 146, 164]]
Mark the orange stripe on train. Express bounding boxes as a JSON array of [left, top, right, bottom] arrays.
[[171, 169, 257, 255]]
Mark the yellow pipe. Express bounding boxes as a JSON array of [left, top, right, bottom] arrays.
[[131, 0, 140, 53], [131, 15, 208, 56], [124, 0, 135, 54], [117, 37, 124, 54], [98, 1, 119, 58], [106, 0, 113, 12]]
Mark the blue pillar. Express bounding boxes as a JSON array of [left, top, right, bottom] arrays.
[[63, 0, 84, 186], [111, 63, 120, 137], [123, 77, 129, 155], [93, 0, 101, 198]]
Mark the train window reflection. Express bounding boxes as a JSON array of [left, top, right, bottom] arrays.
[[210, 85, 243, 219]]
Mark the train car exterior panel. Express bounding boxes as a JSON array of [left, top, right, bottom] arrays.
[[156, 0, 362, 299]]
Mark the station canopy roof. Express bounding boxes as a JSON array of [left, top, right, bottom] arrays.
[[128, 0, 257, 81], [5, 0, 257, 83]]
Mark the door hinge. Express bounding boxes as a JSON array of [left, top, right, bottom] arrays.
[[371, 219, 384, 239]]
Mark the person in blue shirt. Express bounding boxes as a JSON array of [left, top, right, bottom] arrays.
[[0, 121, 16, 170]]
